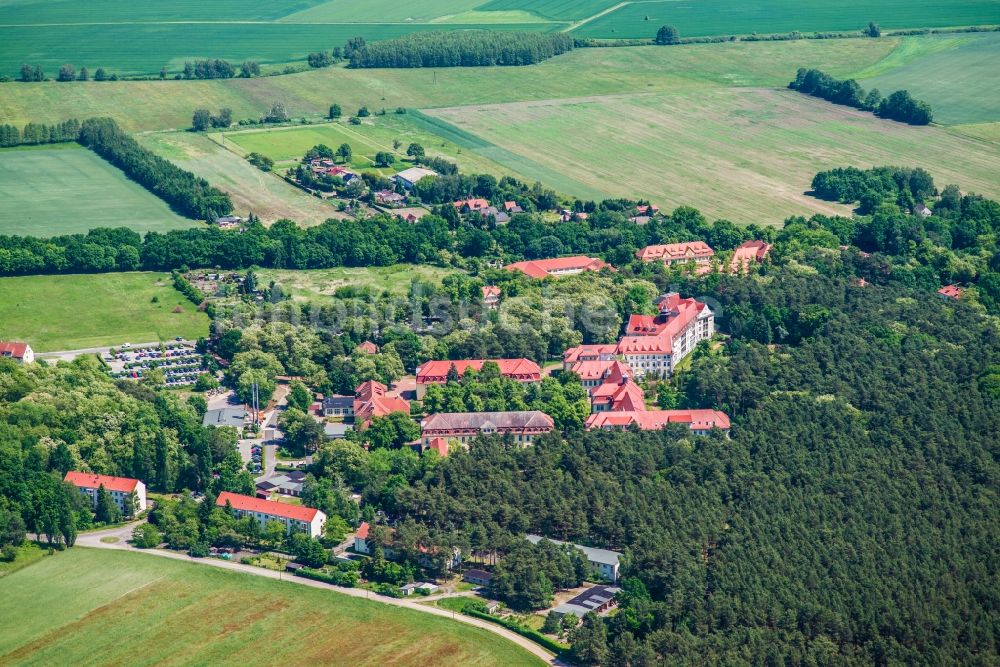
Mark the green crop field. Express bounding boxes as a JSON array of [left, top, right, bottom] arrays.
[[0, 272, 210, 351], [858, 33, 1000, 125], [137, 131, 340, 225], [258, 265, 461, 300], [426, 88, 1000, 224], [0, 144, 194, 237], [574, 0, 1000, 39], [480, 0, 619, 21], [278, 0, 488, 23], [0, 548, 540, 666]]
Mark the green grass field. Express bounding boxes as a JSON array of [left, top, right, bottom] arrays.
[[0, 144, 194, 237], [574, 0, 1000, 38], [137, 131, 340, 225], [258, 265, 460, 300], [0, 548, 542, 666], [0, 272, 210, 351], [426, 87, 1000, 224], [858, 33, 1000, 125]]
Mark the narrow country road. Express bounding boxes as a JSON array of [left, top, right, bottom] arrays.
[[75, 524, 559, 665]]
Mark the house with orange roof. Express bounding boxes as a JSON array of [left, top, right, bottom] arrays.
[[356, 341, 379, 354], [453, 198, 490, 213], [729, 240, 771, 274], [636, 241, 714, 268], [481, 285, 501, 309], [415, 358, 541, 398], [937, 284, 964, 300], [217, 491, 326, 537], [64, 471, 146, 516], [0, 341, 34, 364], [354, 380, 410, 425], [585, 409, 730, 435], [505, 255, 612, 279]]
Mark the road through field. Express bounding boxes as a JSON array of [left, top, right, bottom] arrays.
[[76, 524, 558, 665]]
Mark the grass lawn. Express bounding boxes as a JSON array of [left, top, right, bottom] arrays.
[[0, 144, 194, 237], [573, 0, 1000, 38], [858, 33, 1000, 125], [258, 265, 461, 301], [0, 543, 44, 579], [0, 548, 543, 666], [0, 272, 210, 352], [425, 87, 1000, 224], [137, 131, 341, 226]]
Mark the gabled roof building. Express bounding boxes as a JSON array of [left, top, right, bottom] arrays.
[[216, 491, 326, 538], [415, 358, 541, 398], [505, 256, 612, 279], [64, 471, 147, 515], [420, 411, 554, 447], [585, 409, 730, 435], [0, 341, 34, 364], [636, 241, 714, 265]]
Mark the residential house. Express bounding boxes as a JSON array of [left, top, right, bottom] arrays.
[[616, 293, 714, 377], [464, 569, 494, 587], [453, 198, 490, 213], [202, 408, 247, 430], [559, 209, 589, 222], [505, 255, 612, 279], [321, 395, 354, 418], [375, 190, 406, 207], [392, 166, 438, 189], [356, 341, 379, 354], [729, 240, 772, 274], [415, 358, 541, 398], [526, 534, 621, 582], [216, 215, 244, 229], [916, 203, 933, 217], [64, 471, 147, 515], [635, 241, 715, 269], [552, 585, 623, 618], [585, 409, 731, 435], [481, 285, 501, 309], [216, 491, 326, 538], [420, 411, 554, 447], [635, 204, 660, 216], [354, 521, 462, 570], [503, 201, 523, 214], [0, 341, 34, 364], [938, 284, 964, 300]]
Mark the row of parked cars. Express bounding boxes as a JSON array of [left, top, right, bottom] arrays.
[[108, 342, 206, 387], [250, 444, 263, 474]]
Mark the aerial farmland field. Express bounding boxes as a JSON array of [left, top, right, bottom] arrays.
[[0, 144, 194, 236], [574, 0, 1000, 39], [0, 549, 541, 666]]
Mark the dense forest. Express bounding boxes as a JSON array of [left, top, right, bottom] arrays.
[[789, 68, 933, 124], [78, 118, 233, 220], [348, 31, 575, 68]]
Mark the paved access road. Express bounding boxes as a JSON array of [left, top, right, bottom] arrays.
[[75, 523, 559, 665]]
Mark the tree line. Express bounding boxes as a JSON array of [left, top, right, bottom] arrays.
[[348, 31, 575, 68], [0, 119, 80, 148], [789, 68, 933, 124], [78, 118, 232, 220]]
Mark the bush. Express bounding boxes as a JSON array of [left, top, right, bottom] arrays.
[[465, 609, 567, 653], [131, 523, 162, 548], [295, 566, 361, 587]]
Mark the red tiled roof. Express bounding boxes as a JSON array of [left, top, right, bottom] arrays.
[[356, 521, 370, 539], [562, 343, 617, 364], [354, 380, 410, 420], [216, 491, 321, 522], [356, 341, 378, 354], [585, 409, 730, 432], [416, 359, 541, 384], [505, 256, 612, 279], [569, 359, 632, 382], [503, 201, 521, 211], [937, 284, 963, 299], [618, 294, 710, 355], [454, 198, 489, 210], [64, 471, 141, 493], [636, 241, 714, 262], [730, 240, 771, 274], [482, 285, 501, 298], [0, 341, 30, 358], [591, 379, 646, 412]]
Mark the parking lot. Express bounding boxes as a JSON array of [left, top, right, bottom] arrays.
[[107, 341, 206, 387]]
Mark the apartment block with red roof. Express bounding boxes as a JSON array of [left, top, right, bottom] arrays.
[[505, 255, 612, 279], [217, 491, 326, 538], [0, 341, 34, 364], [635, 241, 714, 267], [585, 409, 730, 435], [64, 471, 147, 516], [415, 358, 541, 398], [616, 293, 714, 378]]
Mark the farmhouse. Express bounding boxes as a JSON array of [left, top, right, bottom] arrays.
[[216, 491, 326, 538], [938, 284, 964, 300], [505, 255, 612, 279], [552, 585, 623, 618], [392, 166, 437, 189], [64, 471, 147, 515], [616, 293, 714, 377], [730, 240, 772, 274], [503, 201, 523, 213], [481, 285, 501, 309], [636, 241, 714, 267], [415, 358, 541, 398], [526, 534, 621, 582], [585, 409, 731, 435], [0, 341, 34, 364], [420, 411, 554, 447]]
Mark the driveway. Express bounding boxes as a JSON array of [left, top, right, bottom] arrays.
[[75, 523, 558, 665]]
